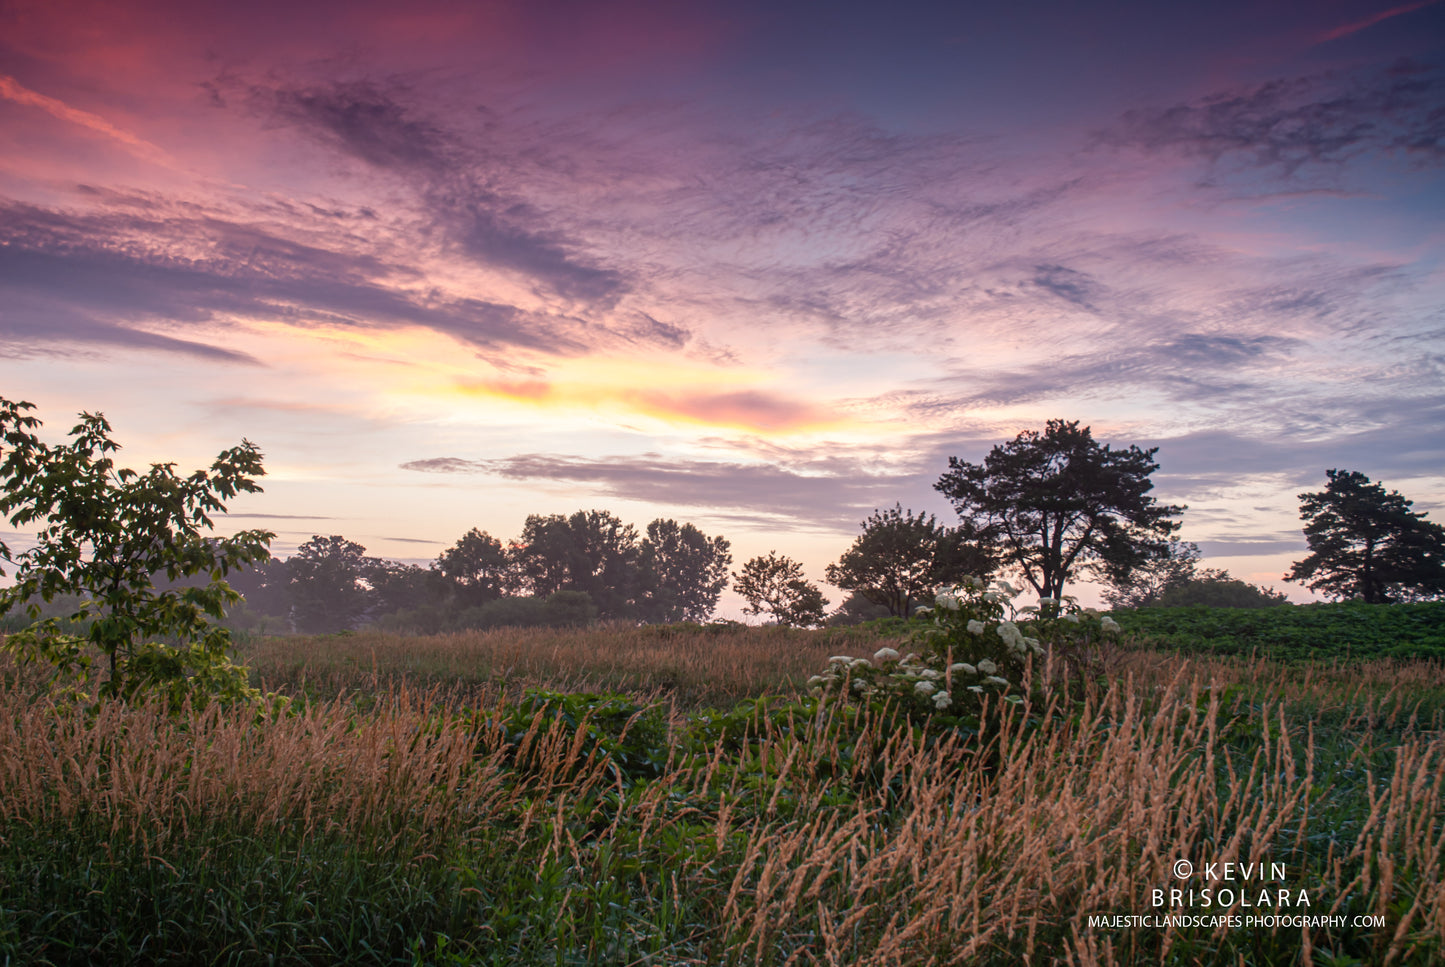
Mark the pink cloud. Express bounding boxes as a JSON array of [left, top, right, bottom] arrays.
[[1316, 0, 1440, 43]]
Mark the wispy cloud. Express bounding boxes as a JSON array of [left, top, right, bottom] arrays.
[[1316, 1, 1441, 44], [0, 199, 674, 363], [1101, 64, 1445, 177], [400, 452, 917, 530], [251, 78, 628, 302], [0, 74, 174, 167]]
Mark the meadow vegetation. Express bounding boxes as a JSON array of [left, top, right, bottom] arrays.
[[2, 611, 1443, 966]]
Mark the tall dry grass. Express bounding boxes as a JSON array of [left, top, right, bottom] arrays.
[[239, 623, 886, 708], [2, 651, 1442, 965], [700, 676, 1445, 965]]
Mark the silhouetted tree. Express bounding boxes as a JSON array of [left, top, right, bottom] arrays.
[[638, 519, 732, 623], [514, 510, 642, 619], [1155, 571, 1289, 608], [826, 592, 893, 626], [367, 560, 449, 615], [1102, 537, 1201, 609], [734, 552, 828, 627], [935, 419, 1184, 600], [435, 528, 514, 606], [1286, 469, 1445, 603], [825, 504, 995, 617], [287, 535, 378, 633]]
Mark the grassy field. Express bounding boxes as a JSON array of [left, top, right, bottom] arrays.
[[1, 621, 1443, 965]]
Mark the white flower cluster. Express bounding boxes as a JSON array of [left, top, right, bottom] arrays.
[[995, 620, 1045, 658], [808, 575, 1123, 716]]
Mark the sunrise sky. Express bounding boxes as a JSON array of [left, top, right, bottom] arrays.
[[2, 0, 1442, 613]]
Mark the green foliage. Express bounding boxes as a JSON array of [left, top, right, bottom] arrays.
[[935, 418, 1184, 600], [1287, 469, 1445, 603], [500, 689, 672, 783], [825, 503, 995, 617], [1111, 600, 1445, 660], [0, 397, 272, 707], [808, 576, 1118, 742], [733, 551, 829, 627]]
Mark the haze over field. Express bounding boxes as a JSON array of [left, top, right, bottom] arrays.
[[2, 0, 1442, 611]]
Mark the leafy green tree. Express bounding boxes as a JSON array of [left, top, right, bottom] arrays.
[[435, 528, 514, 606], [0, 398, 272, 704], [733, 552, 829, 627], [825, 504, 995, 617], [638, 519, 732, 623], [1286, 469, 1445, 603], [935, 419, 1184, 600], [286, 535, 378, 633], [514, 510, 642, 619]]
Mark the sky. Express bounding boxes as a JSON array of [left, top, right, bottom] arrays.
[[1, 0, 1443, 614]]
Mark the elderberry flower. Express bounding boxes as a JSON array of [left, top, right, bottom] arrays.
[[914, 680, 937, 696], [1101, 616, 1121, 633], [986, 675, 1009, 686], [977, 658, 998, 675], [951, 662, 977, 676], [966, 619, 985, 635], [874, 647, 900, 663], [933, 691, 951, 709]]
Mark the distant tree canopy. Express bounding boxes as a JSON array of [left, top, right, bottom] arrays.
[[1286, 469, 1445, 603], [1102, 537, 1202, 609], [286, 535, 378, 634], [936, 419, 1184, 601], [229, 510, 734, 631], [638, 519, 732, 623], [435, 528, 512, 607], [1155, 572, 1290, 609], [734, 552, 828, 628], [514, 510, 642, 619], [1104, 539, 1289, 609], [825, 504, 995, 617]]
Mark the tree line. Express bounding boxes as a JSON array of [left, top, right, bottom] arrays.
[[227, 512, 734, 634], [4, 395, 1443, 666]]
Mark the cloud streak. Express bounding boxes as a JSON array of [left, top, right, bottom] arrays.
[[1102, 64, 1445, 176], [400, 452, 917, 530], [0, 198, 678, 363], [254, 79, 628, 302]]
